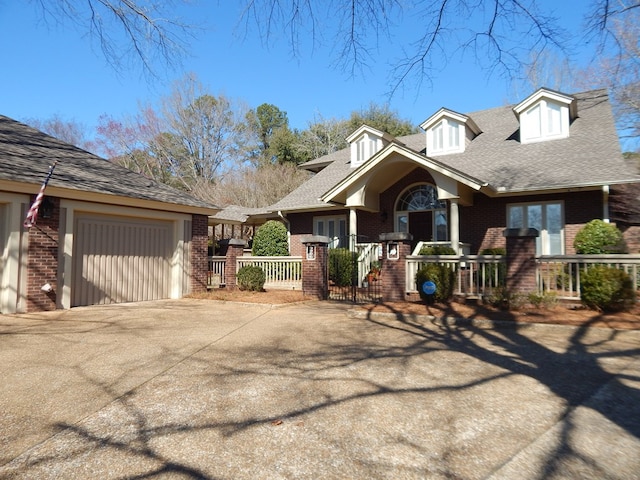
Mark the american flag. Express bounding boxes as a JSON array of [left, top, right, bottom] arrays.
[[24, 161, 58, 228]]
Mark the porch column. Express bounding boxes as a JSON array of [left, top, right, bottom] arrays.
[[503, 228, 539, 293], [379, 232, 413, 302], [301, 235, 330, 300], [224, 238, 247, 291], [349, 207, 358, 248], [449, 198, 460, 254]]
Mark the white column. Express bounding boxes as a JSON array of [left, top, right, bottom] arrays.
[[449, 198, 460, 254], [602, 185, 610, 223], [349, 208, 358, 248]]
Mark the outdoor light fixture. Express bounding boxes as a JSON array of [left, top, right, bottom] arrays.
[[41, 197, 54, 219]]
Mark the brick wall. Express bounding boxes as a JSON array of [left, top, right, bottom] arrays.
[[190, 214, 209, 294], [462, 190, 603, 254], [26, 197, 60, 312]]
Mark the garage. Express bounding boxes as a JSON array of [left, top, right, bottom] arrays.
[[71, 213, 175, 307]]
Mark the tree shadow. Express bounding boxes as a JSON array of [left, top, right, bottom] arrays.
[[1, 302, 638, 479]]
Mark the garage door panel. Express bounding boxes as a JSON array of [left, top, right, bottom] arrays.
[[72, 214, 173, 307]]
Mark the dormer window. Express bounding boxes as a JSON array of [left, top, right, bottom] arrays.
[[514, 88, 576, 144], [347, 125, 394, 168], [432, 119, 461, 152], [421, 108, 481, 156]]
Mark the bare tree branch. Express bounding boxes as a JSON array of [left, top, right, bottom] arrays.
[[29, 0, 197, 77]]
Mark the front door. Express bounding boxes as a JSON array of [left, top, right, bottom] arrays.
[[409, 211, 433, 249]]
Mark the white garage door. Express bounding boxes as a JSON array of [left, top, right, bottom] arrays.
[[72, 214, 174, 307]]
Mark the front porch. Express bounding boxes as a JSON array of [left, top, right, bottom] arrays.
[[206, 243, 640, 303]]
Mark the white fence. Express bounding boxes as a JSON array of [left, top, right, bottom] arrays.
[[407, 255, 505, 297], [236, 256, 303, 290], [537, 254, 640, 299], [406, 254, 640, 300], [208, 256, 226, 287]]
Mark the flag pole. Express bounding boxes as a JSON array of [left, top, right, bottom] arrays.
[[24, 161, 58, 229]]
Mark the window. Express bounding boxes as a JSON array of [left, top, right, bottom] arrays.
[[520, 100, 567, 143], [430, 118, 462, 154], [314, 215, 347, 248], [507, 202, 564, 255], [433, 121, 444, 151], [395, 184, 448, 241]]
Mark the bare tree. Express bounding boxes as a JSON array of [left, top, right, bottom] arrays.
[[239, 0, 640, 94], [29, 0, 196, 76], [23, 114, 95, 151], [207, 163, 310, 208]]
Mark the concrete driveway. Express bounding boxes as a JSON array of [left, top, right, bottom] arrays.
[[1, 299, 639, 479]]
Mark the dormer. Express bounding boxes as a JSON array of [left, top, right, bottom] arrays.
[[420, 108, 481, 156], [513, 88, 577, 144], [346, 125, 394, 168]]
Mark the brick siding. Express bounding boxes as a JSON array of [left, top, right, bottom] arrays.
[[26, 196, 60, 312], [190, 214, 209, 294]]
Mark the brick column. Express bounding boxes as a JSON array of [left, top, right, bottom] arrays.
[[190, 214, 208, 294], [26, 197, 60, 312], [224, 239, 247, 290], [379, 232, 413, 302], [301, 235, 330, 300], [503, 228, 539, 293]]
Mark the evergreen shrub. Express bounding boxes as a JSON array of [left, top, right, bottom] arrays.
[[574, 219, 626, 254], [252, 220, 289, 256], [580, 265, 635, 312], [416, 263, 456, 303], [236, 265, 266, 291], [329, 248, 356, 287]]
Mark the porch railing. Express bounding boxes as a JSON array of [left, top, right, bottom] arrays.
[[356, 242, 382, 287], [536, 255, 640, 299], [208, 256, 226, 287], [237, 256, 303, 290], [405, 254, 640, 300], [406, 255, 506, 297]]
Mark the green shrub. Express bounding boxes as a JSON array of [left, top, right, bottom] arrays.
[[252, 220, 289, 256], [574, 220, 626, 254], [480, 248, 506, 288], [580, 265, 636, 312], [528, 291, 559, 309], [329, 248, 357, 287], [416, 263, 456, 303], [418, 245, 457, 255], [236, 265, 266, 291], [483, 287, 527, 310]]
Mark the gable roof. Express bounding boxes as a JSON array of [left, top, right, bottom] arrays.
[[269, 89, 638, 215], [0, 115, 218, 215]]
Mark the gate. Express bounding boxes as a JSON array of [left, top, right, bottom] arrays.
[[328, 235, 382, 303]]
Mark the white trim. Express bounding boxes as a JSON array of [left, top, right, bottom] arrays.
[[0, 192, 29, 313]]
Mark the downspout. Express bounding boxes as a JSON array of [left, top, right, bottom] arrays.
[[278, 210, 291, 250], [602, 185, 610, 223]]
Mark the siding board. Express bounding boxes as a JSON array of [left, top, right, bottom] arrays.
[[72, 214, 173, 306]]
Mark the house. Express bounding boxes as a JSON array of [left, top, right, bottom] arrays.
[[227, 88, 639, 259], [0, 115, 218, 313]]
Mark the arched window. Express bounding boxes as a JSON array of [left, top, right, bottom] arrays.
[[395, 184, 448, 241]]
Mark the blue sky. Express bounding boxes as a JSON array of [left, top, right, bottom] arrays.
[[0, 1, 599, 136]]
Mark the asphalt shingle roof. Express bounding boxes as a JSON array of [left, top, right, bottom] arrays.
[[270, 89, 638, 213], [0, 115, 217, 211]]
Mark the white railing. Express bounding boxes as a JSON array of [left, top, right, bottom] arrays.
[[537, 254, 640, 299], [356, 242, 382, 287], [406, 255, 506, 298], [237, 256, 303, 290], [412, 241, 471, 256], [208, 256, 226, 287]]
